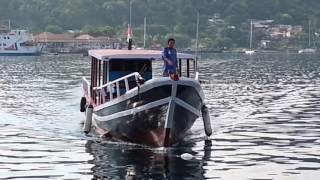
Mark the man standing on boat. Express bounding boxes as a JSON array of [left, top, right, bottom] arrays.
[[162, 38, 178, 77]]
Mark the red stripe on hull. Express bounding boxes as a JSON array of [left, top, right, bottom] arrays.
[[93, 126, 172, 147], [163, 128, 171, 147]]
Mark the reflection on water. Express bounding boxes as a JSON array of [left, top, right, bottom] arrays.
[[0, 53, 320, 179], [85, 140, 212, 179]]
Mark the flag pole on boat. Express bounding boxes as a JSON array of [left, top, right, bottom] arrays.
[[129, 0, 132, 29], [127, 24, 133, 50], [127, 0, 133, 50], [143, 16, 147, 49]]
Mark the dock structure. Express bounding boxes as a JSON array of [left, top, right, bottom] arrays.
[[34, 32, 119, 54]]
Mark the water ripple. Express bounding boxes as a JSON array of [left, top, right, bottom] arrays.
[[1, 53, 320, 179]]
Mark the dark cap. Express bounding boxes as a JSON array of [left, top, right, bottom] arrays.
[[167, 38, 175, 44]]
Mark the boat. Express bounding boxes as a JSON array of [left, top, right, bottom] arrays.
[[298, 48, 316, 54], [245, 20, 256, 55], [0, 29, 42, 56], [181, 48, 223, 54], [80, 49, 212, 147], [298, 19, 317, 54], [46, 52, 59, 56], [244, 50, 256, 55]]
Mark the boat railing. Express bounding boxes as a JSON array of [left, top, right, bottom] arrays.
[[92, 72, 142, 105]]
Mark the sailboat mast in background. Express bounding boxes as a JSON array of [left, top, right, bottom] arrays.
[[245, 19, 256, 55], [298, 17, 317, 54], [144, 16, 146, 49]]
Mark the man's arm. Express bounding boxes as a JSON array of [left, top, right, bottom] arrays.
[[165, 58, 173, 65]]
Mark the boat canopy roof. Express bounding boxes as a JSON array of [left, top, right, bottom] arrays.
[[89, 49, 195, 61]]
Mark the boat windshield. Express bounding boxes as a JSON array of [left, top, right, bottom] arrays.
[[109, 59, 152, 81]]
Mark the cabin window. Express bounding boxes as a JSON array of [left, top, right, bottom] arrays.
[[109, 59, 152, 81]]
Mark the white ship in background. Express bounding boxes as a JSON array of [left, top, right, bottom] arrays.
[[0, 22, 42, 56]]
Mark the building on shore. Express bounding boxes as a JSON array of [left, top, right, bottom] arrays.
[[268, 25, 303, 39], [34, 32, 119, 53]]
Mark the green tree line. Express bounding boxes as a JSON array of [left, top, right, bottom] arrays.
[[0, 0, 319, 48]]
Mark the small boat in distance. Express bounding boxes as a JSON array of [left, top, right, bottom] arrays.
[[298, 48, 316, 54], [298, 19, 317, 54], [244, 50, 256, 55], [80, 49, 212, 147], [46, 52, 59, 56]]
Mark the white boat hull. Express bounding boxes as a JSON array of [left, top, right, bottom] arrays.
[[298, 48, 316, 54], [245, 50, 256, 55]]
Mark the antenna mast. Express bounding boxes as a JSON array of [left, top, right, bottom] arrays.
[[195, 11, 200, 70]]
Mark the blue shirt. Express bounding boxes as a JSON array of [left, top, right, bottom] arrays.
[[162, 47, 177, 74]]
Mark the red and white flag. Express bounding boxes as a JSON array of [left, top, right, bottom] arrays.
[[127, 24, 133, 42]]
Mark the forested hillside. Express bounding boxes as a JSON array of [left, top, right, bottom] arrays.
[[1, 0, 319, 48]]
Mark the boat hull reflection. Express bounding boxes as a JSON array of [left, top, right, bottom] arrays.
[[85, 140, 212, 179]]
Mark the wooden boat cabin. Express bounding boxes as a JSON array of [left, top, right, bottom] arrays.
[[82, 49, 198, 107]]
